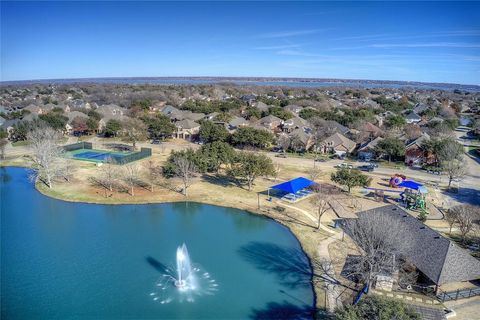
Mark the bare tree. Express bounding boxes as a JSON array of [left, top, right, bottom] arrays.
[[58, 158, 76, 182], [442, 158, 467, 189], [445, 209, 458, 234], [173, 153, 197, 196], [308, 167, 322, 182], [143, 160, 163, 192], [341, 212, 412, 290], [450, 205, 480, 243], [312, 191, 332, 230], [98, 157, 118, 196], [123, 164, 139, 196], [271, 163, 281, 182], [0, 138, 7, 160], [28, 127, 64, 188], [277, 134, 290, 155], [121, 118, 147, 150]]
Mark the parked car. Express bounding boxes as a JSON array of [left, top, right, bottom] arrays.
[[357, 164, 375, 172], [151, 139, 161, 144], [335, 163, 353, 169], [315, 158, 327, 162]]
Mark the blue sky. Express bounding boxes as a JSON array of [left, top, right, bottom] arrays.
[[1, 1, 479, 84]]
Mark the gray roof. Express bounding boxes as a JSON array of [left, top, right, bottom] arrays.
[[414, 103, 430, 114], [346, 205, 480, 286], [175, 119, 200, 130], [229, 116, 249, 128], [406, 111, 422, 120]]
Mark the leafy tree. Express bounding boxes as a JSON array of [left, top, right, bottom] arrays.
[[87, 109, 102, 121], [213, 112, 233, 123], [375, 137, 405, 162], [198, 141, 235, 172], [86, 117, 99, 132], [104, 119, 122, 137], [39, 112, 68, 131], [266, 106, 294, 120], [131, 98, 152, 110], [336, 296, 420, 320], [142, 114, 176, 139], [199, 121, 230, 143], [331, 168, 371, 193], [385, 114, 406, 129], [299, 108, 322, 120], [245, 106, 261, 120], [228, 152, 274, 190], [231, 127, 274, 149], [164, 148, 208, 177]]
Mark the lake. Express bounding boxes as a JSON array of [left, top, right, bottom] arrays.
[[2, 77, 479, 92], [0, 167, 315, 319]]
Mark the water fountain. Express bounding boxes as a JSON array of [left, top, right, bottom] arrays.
[[150, 243, 217, 304], [174, 244, 194, 289]]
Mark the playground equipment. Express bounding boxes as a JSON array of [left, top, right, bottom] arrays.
[[389, 174, 407, 188], [397, 180, 429, 217]]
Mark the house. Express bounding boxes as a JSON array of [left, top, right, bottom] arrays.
[[256, 115, 283, 131], [160, 105, 180, 116], [321, 132, 357, 155], [0, 119, 19, 138], [0, 116, 5, 127], [405, 111, 422, 124], [205, 112, 219, 121], [413, 103, 430, 115], [282, 116, 309, 133], [284, 104, 304, 114], [342, 205, 480, 292], [97, 104, 126, 118], [404, 133, 435, 167], [253, 101, 270, 113], [66, 111, 89, 134], [24, 104, 43, 115], [240, 94, 256, 105], [288, 128, 314, 152], [357, 136, 383, 160], [325, 120, 350, 136], [182, 111, 205, 122], [227, 116, 249, 131], [356, 122, 383, 143], [174, 119, 200, 141]]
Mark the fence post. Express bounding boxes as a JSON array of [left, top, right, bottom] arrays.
[[455, 289, 459, 300]]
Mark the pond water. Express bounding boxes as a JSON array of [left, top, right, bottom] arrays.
[[0, 167, 315, 319]]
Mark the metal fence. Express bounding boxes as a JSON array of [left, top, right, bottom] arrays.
[[63, 141, 93, 152], [437, 287, 480, 302], [115, 147, 152, 164]]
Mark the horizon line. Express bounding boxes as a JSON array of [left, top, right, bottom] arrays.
[[1, 75, 479, 88]]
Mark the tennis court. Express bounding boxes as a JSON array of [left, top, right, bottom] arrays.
[[67, 148, 133, 163]]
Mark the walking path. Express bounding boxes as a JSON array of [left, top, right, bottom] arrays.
[[279, 202, 344, 312]]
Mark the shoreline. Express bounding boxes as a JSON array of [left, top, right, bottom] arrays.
[[4, 165, 324, 311]]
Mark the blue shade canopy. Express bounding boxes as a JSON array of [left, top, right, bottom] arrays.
[[398, 180, 424, 190], [271, 177, 316, 194]]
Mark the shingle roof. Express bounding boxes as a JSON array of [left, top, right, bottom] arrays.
[[347, 205, 480, 286], [323, 132, 356, 153], [175, 119, 199, 130]]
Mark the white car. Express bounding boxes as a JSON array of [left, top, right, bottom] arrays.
[[335, 163, 353, 169]]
